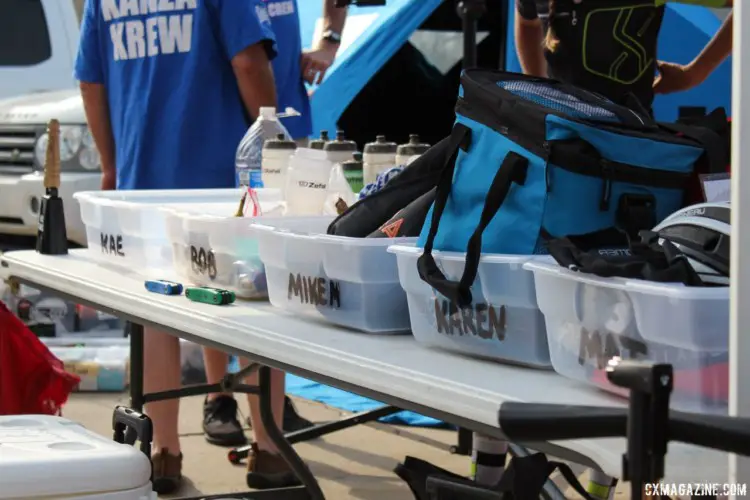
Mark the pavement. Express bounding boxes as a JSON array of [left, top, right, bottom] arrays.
[[62, 391, 631, 499]]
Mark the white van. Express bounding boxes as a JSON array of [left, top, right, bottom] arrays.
[[0, 0, 96, 246]]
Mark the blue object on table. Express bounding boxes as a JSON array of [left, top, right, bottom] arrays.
[[144, 280, 183, 295], [358, 165, 405, 201]]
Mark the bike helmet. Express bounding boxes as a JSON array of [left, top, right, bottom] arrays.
[[658, 201, 730, 226], [653, 203, 731, 286]]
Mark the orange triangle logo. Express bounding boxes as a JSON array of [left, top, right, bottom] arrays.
[[380, 218, 404, 238]]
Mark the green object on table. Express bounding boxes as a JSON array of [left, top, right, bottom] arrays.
[[185, 287, 236, 306]]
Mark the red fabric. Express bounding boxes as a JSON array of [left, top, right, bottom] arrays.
[[0, 300, 80, 415], [591, 363, 729, 402]]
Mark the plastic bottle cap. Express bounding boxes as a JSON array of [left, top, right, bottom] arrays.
[[324, 130, 357, 152], [342, 152, 364, 172], [263, 134, 297, 150], [397, 134, 430, 157], [259, 107, 276, 119], [365, 135, 397, 154]]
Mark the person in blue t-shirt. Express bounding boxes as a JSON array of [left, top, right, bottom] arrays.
[[253, 0, 347, 142], [75, 0, 297, 494], [199, 0, 349, 450]]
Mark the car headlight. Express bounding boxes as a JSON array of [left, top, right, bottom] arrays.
[[34, 125, 101, 171]]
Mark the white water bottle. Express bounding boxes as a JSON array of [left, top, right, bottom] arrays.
[[471, 434, 508, 487], [235, 107, 291, 188]]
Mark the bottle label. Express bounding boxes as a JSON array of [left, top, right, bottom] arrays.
[[249, 170, 264, 188], [238, 170, 250, 187]]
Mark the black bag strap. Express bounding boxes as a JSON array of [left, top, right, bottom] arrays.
[[494, 453, 597, 499], [397, 453, 600, 500], [659, 108, 729, 174], [418, 125, 529, 307]]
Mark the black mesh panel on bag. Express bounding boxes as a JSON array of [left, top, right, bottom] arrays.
[[497, 81, 620, 122]]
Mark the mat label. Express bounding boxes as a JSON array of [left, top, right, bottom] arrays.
[[578, 328, 649, 369], [190, 246, 217, 280], [287, 273, 341, 308], [434, 299, 506, 341], [100, 233, 125, 257]]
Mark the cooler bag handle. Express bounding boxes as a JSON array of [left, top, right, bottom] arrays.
[[418, 125, 529, 307]]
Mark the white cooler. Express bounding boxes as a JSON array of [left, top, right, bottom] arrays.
[[0, 415, 154, 500]]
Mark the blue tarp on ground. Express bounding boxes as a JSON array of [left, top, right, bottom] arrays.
[[227, 358, 447, 427]]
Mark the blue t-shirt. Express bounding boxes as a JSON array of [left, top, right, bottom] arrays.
[[74, 0, 277, 190], [263, 0, 312, 140]]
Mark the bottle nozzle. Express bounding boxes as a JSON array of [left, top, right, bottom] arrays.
[[376, 135, 386, 142], [276, 133, 285, 140], [320, 130, 330, 141], [409, 134, 420, 143], [336, 130, 346, 141], [259, 107, 276, 119]]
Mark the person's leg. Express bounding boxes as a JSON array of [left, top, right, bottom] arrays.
[[245, 366, 302, 488], [143, 327, 183, 494], [201, 346, 247, 446]]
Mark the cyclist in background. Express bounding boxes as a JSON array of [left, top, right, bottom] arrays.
[[514, 0, 733, 111]]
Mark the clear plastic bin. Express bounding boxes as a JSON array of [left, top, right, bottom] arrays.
[[525, 260, 729, 414], [75, 188, 281, 277], [44, 342, 130, 392], [389, 245, 551, 368], [252, 217, 413, 333], [164, 193, 284, 299]]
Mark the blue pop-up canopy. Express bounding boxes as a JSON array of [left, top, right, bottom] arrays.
[[301, 0, 731, 130]]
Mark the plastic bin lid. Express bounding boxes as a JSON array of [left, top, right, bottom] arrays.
[[0, 415, 151, 498]]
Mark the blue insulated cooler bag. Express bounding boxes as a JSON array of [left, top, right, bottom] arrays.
[[417, 70, 723, 307]]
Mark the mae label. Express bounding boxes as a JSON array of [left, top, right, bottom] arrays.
[[287, 273, 341, 309], [100, 233, 125, 257], [434, 299, 507, 341]]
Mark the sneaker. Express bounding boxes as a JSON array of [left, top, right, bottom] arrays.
[[246, 443, 302, 489], [203, 395, 248, 446], [151, 449, 183, 495], [282, 396, 314, 433], [246, 396, 314, 433]]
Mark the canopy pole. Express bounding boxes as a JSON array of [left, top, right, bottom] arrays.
[[729, 1, 749, 494]]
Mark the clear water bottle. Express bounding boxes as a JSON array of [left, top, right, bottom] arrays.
[[235, 107, 291, 188]]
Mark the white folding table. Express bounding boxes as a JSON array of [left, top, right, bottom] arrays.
[[0, 250, 733, 497]]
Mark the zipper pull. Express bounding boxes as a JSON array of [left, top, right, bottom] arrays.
[[600, 159, 612, 211]]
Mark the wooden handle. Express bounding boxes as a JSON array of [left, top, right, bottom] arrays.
[[234, 191, 247, 217], [44, 119, 61, 189]]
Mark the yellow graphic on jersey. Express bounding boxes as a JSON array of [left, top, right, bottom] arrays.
[[581, 5, 658, 85]]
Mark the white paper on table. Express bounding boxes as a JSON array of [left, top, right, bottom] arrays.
[[700, 173, 731, 202]]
